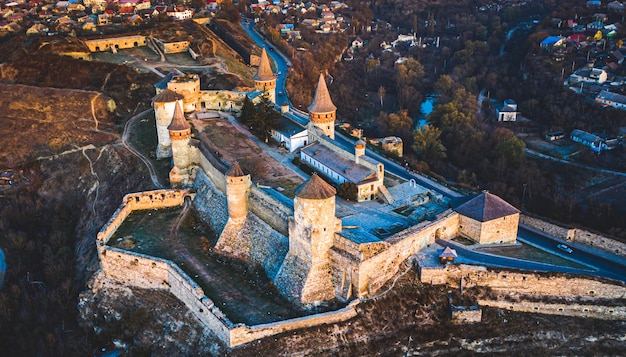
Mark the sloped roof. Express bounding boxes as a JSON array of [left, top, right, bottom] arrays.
[[308, 73, 336, 114], [153, 88, 184, 103], [454, 191, 520, 222], [439, 246, 458, 258], [226, 161, 246, 177], [167, 102, 190, 131], [295, 173, 336, 199], [154, 69, 184, 89], [254, 48, 275, 81]]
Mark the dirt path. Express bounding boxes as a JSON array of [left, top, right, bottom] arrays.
[[121, 109, 164, 189]]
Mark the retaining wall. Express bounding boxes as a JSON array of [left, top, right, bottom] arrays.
[[248, 187, 293, 236], [478, 299, 626, 320], [520, 214, 625, 258], [421, 264, 626, 299], [353, 211, 460, 297]]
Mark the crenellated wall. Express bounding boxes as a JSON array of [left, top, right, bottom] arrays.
[[520, 214, 625, 258]]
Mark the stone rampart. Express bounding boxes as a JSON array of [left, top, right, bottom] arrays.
[[521, 214, 625, 258], [84, 35, 147, 52], [354, 211, 459, 297], [97, 190, 192, 246], [420, 264, 626, 299], [478, 299, 626, 320], [248, 186, 293, 236], [229, 300, 359, 346], [193, 170, 229, 235], [198, 144, 228, 192], [100, 247, 171, 290]]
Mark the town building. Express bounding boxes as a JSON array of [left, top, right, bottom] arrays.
[[496, 99, 519, 122], [596, 90, 626, 110]]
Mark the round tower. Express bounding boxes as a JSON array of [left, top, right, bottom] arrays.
[[153, 89, 185, 159], [308, 74, 337, 139], [254, 48, 277, 103], [168, 101, 191, 172], [226, 162, 251, 222], [354, 139, 366, 165], [167, 74, 200, 113]]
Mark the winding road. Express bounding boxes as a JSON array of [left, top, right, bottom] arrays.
[[121, 109, 164, 189]]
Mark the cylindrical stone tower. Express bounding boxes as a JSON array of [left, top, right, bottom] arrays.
[[226, 162, 251, 222], [168, 101, 191, 172], [153, 89, 184, 159], [254, 48, 276, 103], [308, 74, 337, 140], [167, 74, 200, 113], [354, 139, 366, 165]]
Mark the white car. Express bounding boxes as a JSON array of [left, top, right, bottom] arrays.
[[557, 244, 573, 254]]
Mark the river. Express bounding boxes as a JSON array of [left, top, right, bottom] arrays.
[[416, 93, 437, 129]]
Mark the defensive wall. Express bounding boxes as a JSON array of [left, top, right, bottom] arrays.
[[520, 214, 626, 258], [96, 189, 358, 347], [478, 299, 626, 320], [331, 211, 460, 299], [420, 264, 626, 298], [84, 35, 147, 52], [198, 91, 249, 113]]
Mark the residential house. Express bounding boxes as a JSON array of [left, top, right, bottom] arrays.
[[0, 22, 21, 32], [496, 99, 519, 122], [540, 35, 564, 50], [546, 131, 565, 141], [610, 50, 624, 64], [571, 129, 608, 152], [26, 23, 48, 35], [351, 36, 363, 49], [586, 0, 601, 7], [596, 90, 626, 110]]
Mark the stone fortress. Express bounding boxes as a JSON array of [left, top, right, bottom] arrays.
[[95, 45, 626, 347]]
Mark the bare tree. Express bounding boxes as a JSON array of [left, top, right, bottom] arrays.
[[378, 85, 386, 109]]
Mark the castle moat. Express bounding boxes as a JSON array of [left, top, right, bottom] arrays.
[[108, 206, 306, 325]]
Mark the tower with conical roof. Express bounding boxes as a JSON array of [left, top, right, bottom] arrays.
[[274, 174, 341, 304], [168, 101, 192, 187], [225, 161, 251, 222], [153, 89, 185, 159], [254, 48, 276, 103], [308, 74, 337, 140]]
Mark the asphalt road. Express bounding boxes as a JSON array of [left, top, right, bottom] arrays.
[[518, 227, 626, 283]]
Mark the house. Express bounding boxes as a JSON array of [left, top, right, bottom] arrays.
[[586, 0, 601, 7], [540, 36, 564, 49], [571, 129, 608, 152], [26, 23, 48, 35], [496, 99, 518, 122], [596, 90, 626, 110], [610, 50, 624, 64], [351, 36, 363, 49], [589, 68, 607, 83], [0, 22, 20, 32], [270, 116, 308, 152], [546, 130, 565, 141]]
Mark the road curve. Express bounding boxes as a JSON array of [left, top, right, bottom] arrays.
[[122, 109, 165, 189]]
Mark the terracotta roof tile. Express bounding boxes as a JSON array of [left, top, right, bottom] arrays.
[[295, 173, 336, 199], [454, 191, 520, 222], [308, 73, 336, 114]]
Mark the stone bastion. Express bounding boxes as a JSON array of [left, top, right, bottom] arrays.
[[95, 189, 358, 348]]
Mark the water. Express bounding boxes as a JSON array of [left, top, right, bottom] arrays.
[[416, 93, 437, 129], [0, 248, 5, 289]]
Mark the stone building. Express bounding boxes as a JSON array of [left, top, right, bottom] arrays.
[[454, 191, 520, 244], [275, 174, 342, 304], [253, 48, 276, 104], [308, 74, 337, 140], [168, 102, 199, 187], [153, 89, 184, 159]]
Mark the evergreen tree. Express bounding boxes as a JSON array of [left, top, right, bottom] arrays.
[[250, 93, 280, 143], [239, 96, 255, 126]]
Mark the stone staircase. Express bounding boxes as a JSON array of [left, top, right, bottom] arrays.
[[378, 185, 395, 204]]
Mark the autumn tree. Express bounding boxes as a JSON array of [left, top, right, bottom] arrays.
[[412, 124, 446, 162]]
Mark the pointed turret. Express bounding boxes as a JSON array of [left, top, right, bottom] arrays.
[[308, 74, 336, 139], [168, 101, 190, 132], [294, 173, 336, 200], [254, 48, 277, 103], [153, 89, 185, 159]]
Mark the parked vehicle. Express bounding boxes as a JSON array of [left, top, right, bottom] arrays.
[[557, 244, 573, 254]]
